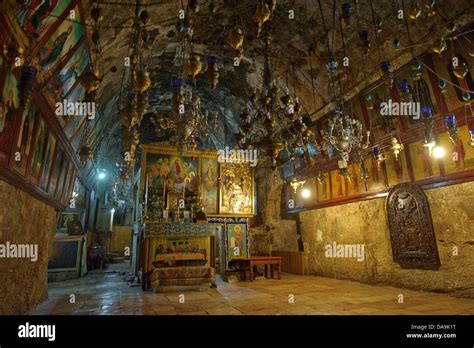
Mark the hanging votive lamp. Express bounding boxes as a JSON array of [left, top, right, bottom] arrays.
[[375, 17, 383, 32], [468, 129, 474, 147], [391, 137, 404, 160], [393, 39, 401, 49], [18, 65, 37, 107], [359, 30, 370, 55], [397, 80, 412, 102], [462, 92, 472, 102], [431, 38, 447, 55], [438, 79, 447, 93], [206, 56, 219, 88], [421, 106, 433, 118], [341, 2, 351, 25], [452, 60, 469, 79], [444, 115, 459, 142], [380, 61, 391, 74], [408, 2, 422, 20]]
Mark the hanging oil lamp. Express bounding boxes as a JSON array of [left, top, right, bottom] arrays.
[[397, 80, 413, 102], [206, 56, 219, 88], [185, 54, 203, 78], [391, 137, 404, 160], [79, 146, 94, 166], [359, 30, 370, 55], [468, 129, 474, 148], [452, 59, 469, 79], [407, 1, 422, 20], [132, 69, 151, 94], [290, 177, 305, 193], [18, 65, 37, 107], [444, 115, 458, 142], [372, 146, 385, 168], [77, 69, 102, 94], [253, 1, 272, 37], [431, 38, 447, 55], [341, 2, 351, 25], [226, 27, 244, 54], [438, 79, 447, 93]]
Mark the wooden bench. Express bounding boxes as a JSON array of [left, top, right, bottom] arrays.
[[229, 256, 282, 281]]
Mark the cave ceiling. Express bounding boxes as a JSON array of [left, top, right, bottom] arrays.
[[87, 0, 473, 171]]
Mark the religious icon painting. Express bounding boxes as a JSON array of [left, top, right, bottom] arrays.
[[201, 157, 218, 214], [39, 133, 57, 192], [219, 161, 254, 215], [346, 163, 364, 196], [48, 146, 64, 195], [330, 169, 346, 199], [226, 222, 248, 262], [409, 141, 440, 181], [0, 70, 20, 165], [10, 103, 38, 176], [55, 157, 69, 199], [38, 5, 84, 77], [438, 127, 474, 174], [363, 155, 387, 191], [16, 0, 73, 41], [316, 171, 331, 201], [385, 149, 410, 187], [61, 162, 74, 206], [29, 118, 49, 184], [45, 42, 90, 102]]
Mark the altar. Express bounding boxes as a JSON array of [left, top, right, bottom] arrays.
[[142, 222, 220, 291]]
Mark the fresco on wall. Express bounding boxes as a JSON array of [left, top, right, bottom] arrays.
[[17, 0, 72, 39], [38, 6, 83, 75], [0, 70, 19, 164], [201, 157, 218, 214], [11, 103, 37, 175], [47, 42, 90, 99]]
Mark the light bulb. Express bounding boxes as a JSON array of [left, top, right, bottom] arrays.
[[432, 146, 445, 158], [301, 188, 311, 199], [98, 172, 106, 180]]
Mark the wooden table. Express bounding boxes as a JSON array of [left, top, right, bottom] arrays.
[[229, 256, 282, 281]]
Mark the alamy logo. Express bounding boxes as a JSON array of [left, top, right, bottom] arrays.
[[55, 99, 95, 119], [0, 241, 38, 262], [18, 322, 55, 341], [325, 242, 365, 262], [217, 146, 258, 167], [380, 99, 420, 120]]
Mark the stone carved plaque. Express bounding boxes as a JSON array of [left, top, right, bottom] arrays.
[[386, 183, 440, 270]]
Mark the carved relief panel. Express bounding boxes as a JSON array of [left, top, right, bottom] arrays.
[[386, 183, 440, 270]]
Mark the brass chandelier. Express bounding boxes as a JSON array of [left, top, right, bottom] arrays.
[[151, 78, 218, 152], [235, 28, 315, 167], [151, 11, 218, 153]]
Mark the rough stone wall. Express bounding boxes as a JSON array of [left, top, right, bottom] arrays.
[[299, 181, 474, 298], [252, 166, 298, 255], [0, 180, 57, 314]]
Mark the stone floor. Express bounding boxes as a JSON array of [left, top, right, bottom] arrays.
[[32, 263, 474, 315]]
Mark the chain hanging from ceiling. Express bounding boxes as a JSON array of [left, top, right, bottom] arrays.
[[234, 20, 315, 168], [119, 1, 152, 180], [150, 2, 218, 153]]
